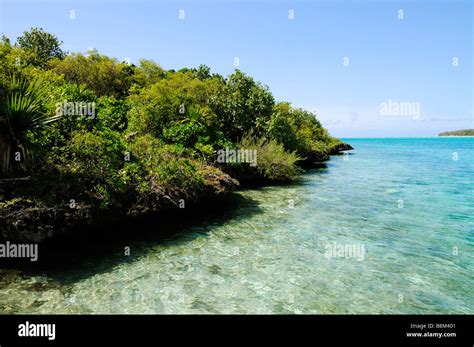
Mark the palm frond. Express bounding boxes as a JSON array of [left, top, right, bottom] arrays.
[[0, 75, 61, 174]]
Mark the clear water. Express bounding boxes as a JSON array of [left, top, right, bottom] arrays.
[[0, 138, 473, 314]]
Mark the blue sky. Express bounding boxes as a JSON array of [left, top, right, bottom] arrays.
[[0, 0, 472, 137]]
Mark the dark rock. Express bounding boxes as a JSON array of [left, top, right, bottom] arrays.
[[329, 142, 354, 155], [305, 151, 330, 163], [0, 169, 239, 243]]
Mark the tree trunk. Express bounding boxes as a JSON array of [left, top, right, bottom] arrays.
[[0, 136, 11, 176]]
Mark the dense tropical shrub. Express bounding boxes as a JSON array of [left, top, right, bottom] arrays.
[[0, 28, 346, 212], [95, 96, 129, 132], [266, 102, 338, 160], [128, 134, 204, 192], [210, 70, 275, 141], [238, 134, 303, 182], [127, 71, 220, 137], [50, 50, 133, 97], [0, 75, 60, 174], [59, 129, 126, 180], [131, 59, 166, 89]]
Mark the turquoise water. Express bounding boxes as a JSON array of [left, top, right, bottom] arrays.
[[0, 138, 472, 314]]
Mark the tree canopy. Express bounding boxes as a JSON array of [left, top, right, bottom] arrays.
[[16, 28, 66, 67], [0, 28, 345, 213]]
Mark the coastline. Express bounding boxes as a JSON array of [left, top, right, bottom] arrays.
[[0, 143, 353, 244]]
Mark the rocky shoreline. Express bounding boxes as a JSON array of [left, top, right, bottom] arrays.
[[0, 144, 352, 244]]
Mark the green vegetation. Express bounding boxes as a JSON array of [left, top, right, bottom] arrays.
[[237, 134, 303, 182], [0, 75, 61, 174], [0, 28, 349, 220], [16, 27, 66, 67], [438, 129, 474, 136]]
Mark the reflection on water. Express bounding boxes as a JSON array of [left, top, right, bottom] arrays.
[[0, 138, 473, 314]]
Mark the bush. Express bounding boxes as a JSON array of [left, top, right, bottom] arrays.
[[95, 96, 129, 131], [210, 70, 275, 141], [50, 50, 133, 97], [43, 129, 126, 208], [238, 134, 303, 182], [127, 72, 220, 137], [266, 102, 336, 161], [161, 105, 230, 159], [129, 135, 204, 192], [60, 129, 125, 177]]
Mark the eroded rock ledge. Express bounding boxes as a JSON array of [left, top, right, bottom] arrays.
[[0, 169, 239, 243], [0, 143, 352, 244], [329, 142, 354, 154]]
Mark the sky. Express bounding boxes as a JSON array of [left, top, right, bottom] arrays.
[[0, 0, 472, 137]]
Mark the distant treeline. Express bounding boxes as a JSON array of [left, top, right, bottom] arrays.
[[438, 129, 474, 136]]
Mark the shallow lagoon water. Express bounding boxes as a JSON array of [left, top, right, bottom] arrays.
[[0, 138, 472, 314]]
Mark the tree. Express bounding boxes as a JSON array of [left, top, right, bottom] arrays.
[[131, 59, 165, 89], [192, 65, 211, 80], [0, 35, 29, 81], [267, 102, 300, 152], [16, 28, 66, 67], [0, 76, 61, 175], [51, 50, 133, 97], [1, 35, 11, 46], [211, 70, 275, 141], [127, 71, 221, 137]]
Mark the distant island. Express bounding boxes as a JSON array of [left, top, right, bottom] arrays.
[[438, 129, 474, 136]]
